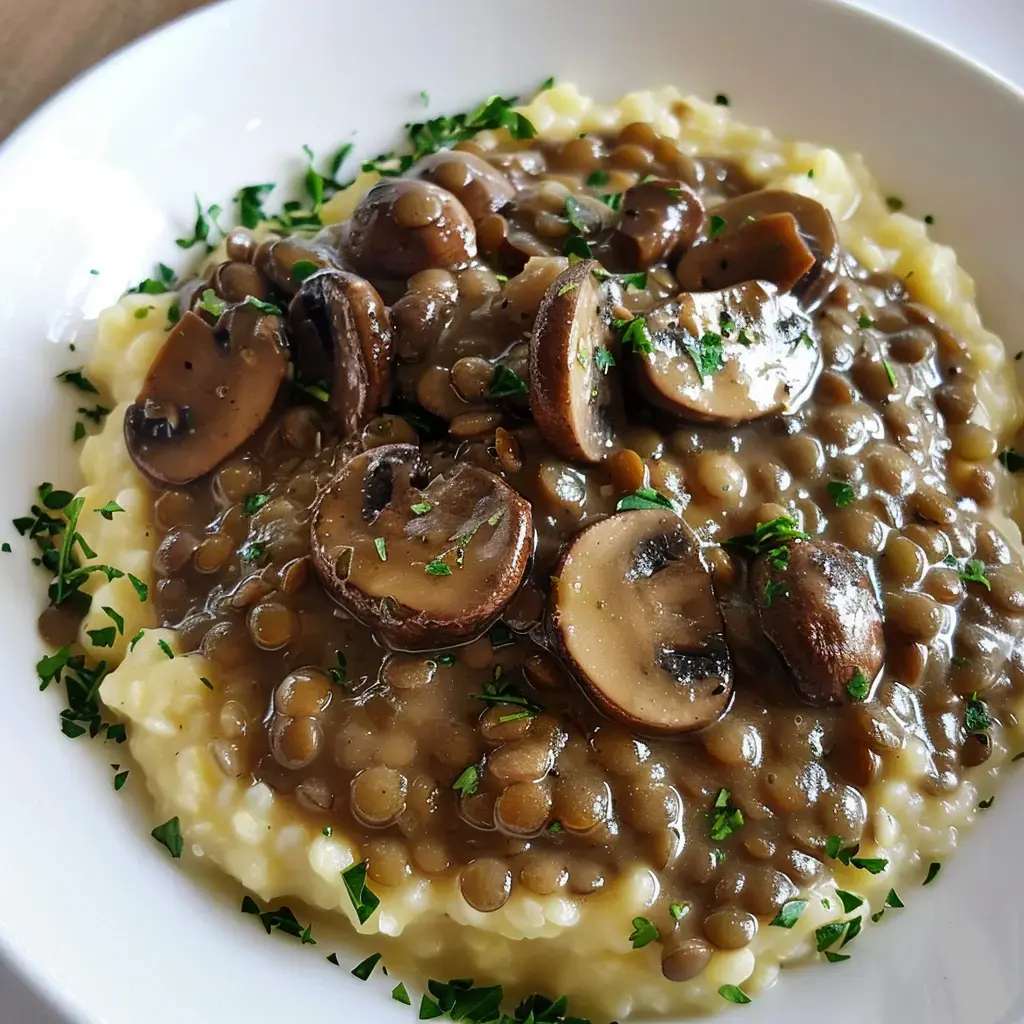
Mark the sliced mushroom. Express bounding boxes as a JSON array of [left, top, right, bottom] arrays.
[[610, 179, 704, 271], [549, 509, 733, 734], [310, 444, 533, 649], [529, 259, 618, 464], [637, 281, 820, 423], [125, 307, 288, 485], [254, 237, 340, 297], [343, 179, 477, 278], [675, 190, 840, 310], [410, 149, 516, 222], [288, 269, 393, 438], [751, 539, 885, 706], [207, 260, 270, 303]]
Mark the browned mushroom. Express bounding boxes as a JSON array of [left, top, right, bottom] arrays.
[[751, 539, 885, 705], [675, 190, 840, 310], [343, 179, 477, 278], [410, 149, 516, 222], [529, 259, 618, 463], [254, 237, 340, 297], [288, 269, 392, 438], [636, 281, 820, 424], [610, 179, 704, 271], [124, 306, 288, 485], [549, 508, 733, 734], [310, 444, 533, 649], [206, 260, 271, 304]]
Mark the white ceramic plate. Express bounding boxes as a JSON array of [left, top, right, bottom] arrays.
[[3, 1, 1024, 1021]]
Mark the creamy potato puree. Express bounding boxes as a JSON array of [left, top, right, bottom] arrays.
[[65, 85, 1024, 1019]]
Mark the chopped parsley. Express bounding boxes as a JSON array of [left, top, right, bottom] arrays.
[[924, 862, 941, 885], [200, 677, 214, 690], [151, 816, 183, 858], [609, 316, 651, 356], [175, 195, 220, 250], [133, 306, 153, 320], [489, 621, 514, 649], [243, 493, 270, 515], [157, 639, 174, 659], [113, 769, 129, 791], [586, 170, 610, 187], [718, 985, 751, 1005], [374, 537, 388, 562], [234, 183, 275, 228], [563, 235, 593, 260], [762, 579, 788, 607], [714, 93, 730, 106], [723, 516, 808, 557], [87, 626, 116, 648], [882, 360, 897, 387], [846, 669, 870, 701], [824, 951, 851, 964], [827, 481, 855, 507], [240, 895, 315, 943], [709, 214, 727, 238], [452, 764, 479, 796], [126, 263, 176, 295], [594, 347, 616, 374], [999, 448, 1024, 472], [886, 196, 905, 212], [197, 288, 227, 318], [245, 296, 283, 315], [965, 692, 992, 733], [57, 368, 99, 394], [815, 922, 847, 952], [959, 559, 991, 590], [425, 559, 452, 576], [857, 313, 874, 329], [392, 982, 411, 1005], [490, 364, 528, 397], [669, 903, 689, 921], [615, 487, 674, 512], [291, 260, 320, 283], [685, 331, 724, 379], [709, 788, 744, 841], [95, 500, 124, 519], [835, 890, 864, 914], [240, 540, 265, 562], [628, 916, 660, 949], [341, 860, 380, 924], [351, 952, 383, 980], [411, 502, 433, 516], [925, 214, 935, 225], [769, 899, 808, 929]]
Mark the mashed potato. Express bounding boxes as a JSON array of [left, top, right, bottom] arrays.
[[68, 85, 1024, 1019]]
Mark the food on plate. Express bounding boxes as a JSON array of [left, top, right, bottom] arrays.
[[24, 81, 1024, 1020]]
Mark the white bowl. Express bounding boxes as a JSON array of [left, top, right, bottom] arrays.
[[2, 1, 1024, 1022]]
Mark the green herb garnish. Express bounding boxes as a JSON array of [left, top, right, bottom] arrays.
[[846, 669, 870, 701], [452, 764, 480, 796], [426, 559, 452, 576], [718, 985, 751, 1004], [769, 900, 808, 929], [613, 316, 654, 355], [197, 288, 227, 318], [594, 348, 615, 373], [392, 983, 411, 1005], [886, 196, 905, 212], [924, 862, 941, 885], [411, 502, 433, 516], [241, 895, 316, 943], [243, 493, 269, 515], [490, 364, 528, 397], [615, 487, 674, 512], [723, 516, 808, 557], [965, 692, 991, 732], [709, 788, 744, 841], [628, 916, 660, 949], [57, 369, 99, 394], [342, 860, 380, 924], [351, 952, 383, 981], [151, 817, 183, 858], [685, 331, 724, 379], [827, 481, 855, 507], [374, 537, 387, 562], [709, 214, 727, 238], [762, 579, 788, 607], [960, 559, 991, 590]]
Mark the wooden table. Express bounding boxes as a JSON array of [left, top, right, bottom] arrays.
[[0, 0, 212, 141]]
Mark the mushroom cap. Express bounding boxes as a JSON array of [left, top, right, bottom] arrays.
[[124, 307, 288, 486], [637, 280, 820, 424], [287, 269, 393, 437], [675, 190, 840, 310], [310, 444, 533, 649], [254, 237, 340, 297], [529, 259, 617, 464], [411, 149, 516, 222], [344, 178, 477, 278], [610, 179, 704, 271], [751, 539, 885, 706], [549, 509, 734, 735]]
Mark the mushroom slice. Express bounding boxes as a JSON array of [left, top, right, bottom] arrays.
[[124, 307, 288, 485], [550, 509, 733, 734], [288, 269, 393, 438], [529, 259, 618, 464], [343, 179, 477, 278], [637, 281, 820, 424], [675, 190, 840, 310], [254, 237, 340, 297], [751, 539, 885, 706], [610, 179, 704, 271], [411, 149, 516, 222], [310, 444, 533, 649]]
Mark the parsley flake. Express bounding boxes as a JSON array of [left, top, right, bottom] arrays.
[[392, 982, 411, 1005], [769, 899, 808, 928], [57, 369, 99, 394], [924, 862, 941, 885], [351, 952, 383, 981], [342, 860, 381, 924], [960, 559, 991, 590], [709, 214, 727, 238], [95, 500, 124, 519], [452, 764, 480, 796], [709, 788, 744, 841], [628, 916, 660, 949], [614, 316, 654, 355], [151, 816, 183, 858], [615, 487, 674, 512], [718, 985, 751, 1004], [685, 331, 724, 379], [425, 559, 452, 576], [762, 579, 788, 607], [827, 481, 855, 507], [243, 493, 270, 515], [411, 502, 433, 516], [490, 364, 528, 397], [374, 537, 387, 562], [594, 348, 615, 373], [965, 692, 992, 733], [846, 669, 870, 701]]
